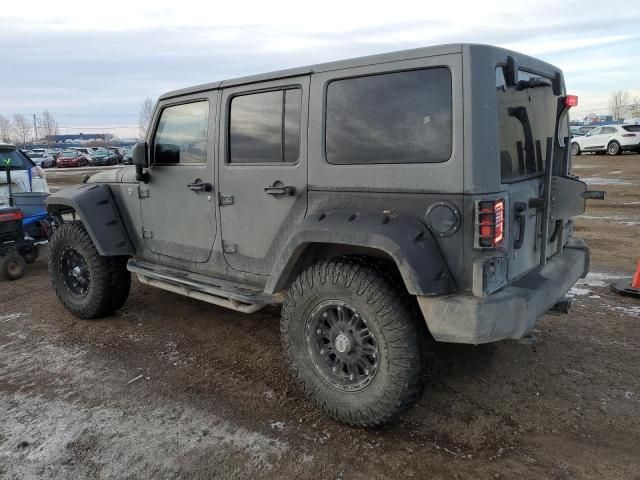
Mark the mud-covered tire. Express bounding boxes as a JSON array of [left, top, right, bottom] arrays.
[[281, 258, 428, 427], [48, 221, 130, 319], [570, 142, 581, 156], [1, 252, 26, 281]]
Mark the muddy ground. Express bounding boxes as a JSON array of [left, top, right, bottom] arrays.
[[1, 156, 639, 479]]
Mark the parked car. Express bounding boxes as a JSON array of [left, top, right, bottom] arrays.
[[90, 148, 117, 166], [107, 147, 124, 163], [46, 44, 595, 427], [56, 150, 89, 168], [41, 154, 58, 168], [0, 143, 49, 206], [570, 124, 640, 155], [70, 147, 94, 157], [122, 148, 133, 164], [26, 150, 54, 167]]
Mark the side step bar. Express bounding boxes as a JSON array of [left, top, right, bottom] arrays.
[[127, 259, 282, 314]]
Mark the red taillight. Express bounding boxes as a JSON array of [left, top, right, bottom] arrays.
[[0, 210, 23, 222], [564, 95, 579, 108], [477, 199, 505, 248]]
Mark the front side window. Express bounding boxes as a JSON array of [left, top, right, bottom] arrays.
[[325, 68, 452, 165], [153, 101, 209, 165], [229, 88, 302, 164]]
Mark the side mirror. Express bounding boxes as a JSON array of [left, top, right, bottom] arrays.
[[132, 142, 149, 183]]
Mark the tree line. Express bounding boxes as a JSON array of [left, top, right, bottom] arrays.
[[0, 110, 59, 147]]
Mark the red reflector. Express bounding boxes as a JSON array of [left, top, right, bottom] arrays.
[[564, 95, 579, 108], [0, 210, 23, 222]]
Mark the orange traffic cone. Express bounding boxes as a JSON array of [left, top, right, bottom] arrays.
[[612, 259, 640, 298]]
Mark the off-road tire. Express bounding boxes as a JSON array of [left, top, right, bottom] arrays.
[[570, 142, 581, 156], [21, 245, 39, 264], [48, 221, 131, 319], [281, 258, 428, 427], [607, 141, 621, 156], [1, 252, 26, 281]]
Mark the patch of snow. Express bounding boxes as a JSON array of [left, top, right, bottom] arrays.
[[582, 177, 633, 186], [568, 286, 591, 297], [577, 272, 625, 288], [0, 312, 26, 323]]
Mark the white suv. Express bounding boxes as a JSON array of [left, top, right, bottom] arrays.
[[570, 124, 640, 156]]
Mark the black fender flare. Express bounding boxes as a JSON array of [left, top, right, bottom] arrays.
[[265, 210, 455, 296], [45, 183, 134, 256]]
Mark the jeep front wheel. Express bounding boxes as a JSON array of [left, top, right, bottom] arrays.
[[48, 221, 131, 319], [281, 259, 427, 426]]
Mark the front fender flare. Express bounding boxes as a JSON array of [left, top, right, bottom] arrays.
[[45, 183, 134, 256], [266, 211, 455, 296]]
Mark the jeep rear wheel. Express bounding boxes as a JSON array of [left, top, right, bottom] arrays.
[[281, 259, 427, 426], [48, 221, 131, 319]]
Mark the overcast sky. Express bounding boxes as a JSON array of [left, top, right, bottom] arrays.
[[1, 0, 639, 138]]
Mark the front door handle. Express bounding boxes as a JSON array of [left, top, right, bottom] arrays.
[[188, 179, 212, 192], [264, 185, 296, 196]]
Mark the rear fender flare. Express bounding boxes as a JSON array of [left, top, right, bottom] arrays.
[[266, 211, 455, 296], [45, 183, 134, 256]]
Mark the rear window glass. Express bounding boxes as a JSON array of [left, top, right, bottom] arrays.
[[623, 125, 640, 132], [496, 66, 558, 182], [325, 68, 452, 165]]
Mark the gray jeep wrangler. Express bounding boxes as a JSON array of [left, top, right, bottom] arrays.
[[46, 44, 599, 427]]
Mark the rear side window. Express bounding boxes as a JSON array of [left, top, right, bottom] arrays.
[[601, 127, 617, 134], [229, 88, 302, 164], [325, 68, 452, 165], [623, 125, 640, 132], [153, 101, 209, 165]]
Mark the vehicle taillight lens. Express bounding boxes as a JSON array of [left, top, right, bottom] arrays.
[[0, 210, 23, 222], [477, 199, 505, 248], [564, 95, 578, 108]]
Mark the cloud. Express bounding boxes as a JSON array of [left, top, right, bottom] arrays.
[[0, 0, 638, 136]]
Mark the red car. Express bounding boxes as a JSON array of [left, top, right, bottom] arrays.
[[56, 150, 89, 168]]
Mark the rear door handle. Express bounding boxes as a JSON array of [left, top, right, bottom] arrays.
[[513, 202, 527, 249], [264, 185, 296, 196], [188, 180, 212, 192]]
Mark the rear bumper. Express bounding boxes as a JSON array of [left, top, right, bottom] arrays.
[[417, 238, 589, 344]]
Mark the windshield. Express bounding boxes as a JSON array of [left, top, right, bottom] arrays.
[[496, 66, 561, 182], [28, 152, 44, 158], [61, 151, 77, 157], [94, 150, 109, 155], [0, 149, 36, 170]]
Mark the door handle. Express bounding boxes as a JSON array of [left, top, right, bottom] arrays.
[[188, 180, 212, 192], [264, 185, 296, 196], [513, 202, 527, 249]]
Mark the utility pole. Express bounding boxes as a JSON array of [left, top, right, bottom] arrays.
[[32, 113, 38, 142]]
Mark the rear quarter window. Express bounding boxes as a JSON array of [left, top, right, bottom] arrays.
[[622, 125, 640, 132], [325, 67, 452, 165]]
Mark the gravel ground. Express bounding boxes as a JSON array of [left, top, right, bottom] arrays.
[[1, 156, 639, 479]]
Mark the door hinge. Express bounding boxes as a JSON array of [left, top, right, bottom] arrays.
[[142, 228, 153, 239], [219, 192, 234, 206], [222, 241, 237, 254], [138, 187, 150, 199]]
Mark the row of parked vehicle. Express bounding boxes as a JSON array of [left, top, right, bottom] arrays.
[[25, 146, 133, 168], [569, 123, 640, 156]]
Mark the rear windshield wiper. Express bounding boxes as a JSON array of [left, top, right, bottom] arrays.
[[516, 77, 551, 90]]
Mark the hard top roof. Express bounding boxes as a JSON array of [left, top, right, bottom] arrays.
[[159, 43, 561, 101], [160, 43, 466, 100]]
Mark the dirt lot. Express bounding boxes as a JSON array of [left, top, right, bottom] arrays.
[[1, 157, 639, 479]]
